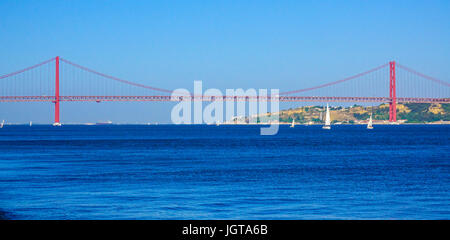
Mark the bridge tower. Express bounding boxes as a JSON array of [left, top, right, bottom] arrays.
[[389, 61, 396, 122], [54, 56, 60, 125]]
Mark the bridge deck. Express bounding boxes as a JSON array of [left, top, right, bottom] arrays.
[[0, 96, 448, 103]]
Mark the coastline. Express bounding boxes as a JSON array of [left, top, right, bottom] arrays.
[[1, 122, 450, 126]]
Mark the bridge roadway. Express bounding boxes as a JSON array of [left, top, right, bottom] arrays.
[[0, 95, 449, 103]]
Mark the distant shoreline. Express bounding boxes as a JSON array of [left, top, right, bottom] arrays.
[[1, 122, 450, 126]]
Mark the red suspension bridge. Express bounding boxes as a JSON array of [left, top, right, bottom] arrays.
[[0, 56, 449, 125]]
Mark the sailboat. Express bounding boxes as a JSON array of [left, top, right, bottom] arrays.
[[367, 114, 373, 129], [290, 119, 295, 128], [0, 120, 4, 128], [29, 121, 32, 127], [322, 103, 331, 129]]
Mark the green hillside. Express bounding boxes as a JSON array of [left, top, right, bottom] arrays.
[[270, 103, 450, 124]]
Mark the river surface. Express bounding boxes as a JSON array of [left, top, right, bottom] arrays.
[[0, 125, 449, 219]]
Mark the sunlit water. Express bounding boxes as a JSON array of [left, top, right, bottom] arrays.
[[0, 125, 449, 219]]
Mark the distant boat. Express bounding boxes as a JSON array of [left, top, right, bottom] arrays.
[[96, 120, 113, 125], [29, 121, 32, 127], [216, 121, 220, 126], [52, 122, 62, 127], [322, 103, 331, 130], [290, 119, 295, 128], [0, 120, 4, 128], [367, 114, 373, 129]]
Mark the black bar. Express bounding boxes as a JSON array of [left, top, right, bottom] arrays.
[[0, 220, 447, 239]]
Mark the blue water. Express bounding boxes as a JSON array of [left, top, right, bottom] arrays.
[[0, 125, 449, 219]]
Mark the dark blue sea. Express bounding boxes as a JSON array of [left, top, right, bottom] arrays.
[[0, 125, 449, 219]]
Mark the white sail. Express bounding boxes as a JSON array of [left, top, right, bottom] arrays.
[[29, 121, 32, 127], [0, 120, 4, 128], [290, 119, 295, 128], [325, 104, 331, 125], [367, 114, 373, 129], [323, 104, 331, 129]]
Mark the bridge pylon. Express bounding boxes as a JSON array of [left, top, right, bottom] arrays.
[[389, 61, 397, 122], [54, 56, 61, 126]]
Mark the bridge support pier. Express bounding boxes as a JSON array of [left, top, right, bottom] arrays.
[[54, 56, 61, 126], [389, 61, 396, 122]]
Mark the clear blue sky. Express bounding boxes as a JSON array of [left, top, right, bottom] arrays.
[[1, 0, 449, 123]]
